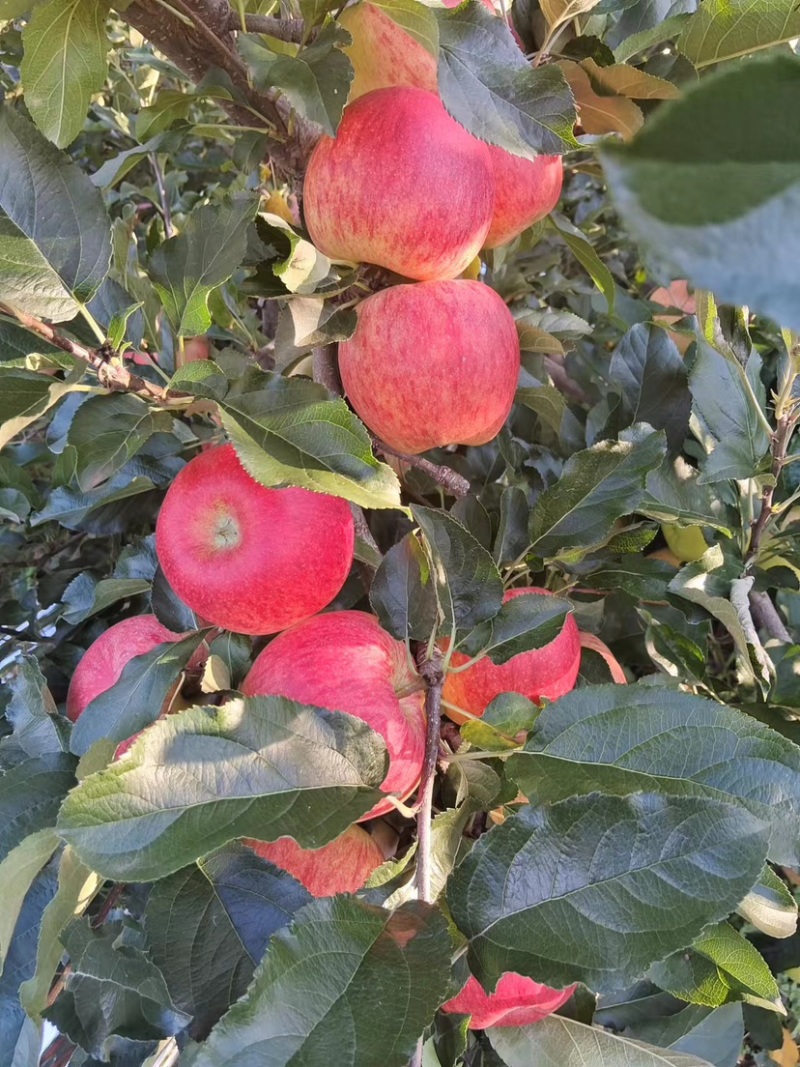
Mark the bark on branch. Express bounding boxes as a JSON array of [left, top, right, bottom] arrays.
[[414, 647, 445, 904]]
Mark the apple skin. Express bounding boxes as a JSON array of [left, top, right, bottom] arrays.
[[442, 972, 576, 1028], [244, 824, 385, 897], [442, 588, 581, 724], [651, 280, 696, 355], [304, 87, 494, 282], [66, 614, 195, 723], [484, 148, 563, 249], [339, 4, 437, 99], [242, 611, 426, 819], [155, 444, 354, 636], [662, 522, 708, 563], [339, 280, 520, 455]]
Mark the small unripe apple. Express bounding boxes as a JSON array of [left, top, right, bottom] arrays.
[[304, 87, 494, 282], [339, 280, 520, 455], [242, 611, 426, 819], [483, 147, 563, 249], [442, 972, 576, 1028], [155, 444, 354, 636], [442, 588, 581, 724], [661, 523, 709, 563], [244, 824, 385, 897]]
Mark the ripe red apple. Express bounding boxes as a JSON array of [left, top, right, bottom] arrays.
[[442, 588, 581, 724], [484, 148, 563, 249], [66, 614, 195, 723], [339, 280, 520, 455], [242, 611, 426, 819], [304, 87, 494, 282], [155, 444, 354, 636], [442, 972, 576, 1028], [244, 824, 385, 896]]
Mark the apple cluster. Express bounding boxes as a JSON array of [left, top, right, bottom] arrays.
[[63, 4, 590, 1029]]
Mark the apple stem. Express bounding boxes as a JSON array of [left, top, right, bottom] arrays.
[[414, 647, 445, 905]]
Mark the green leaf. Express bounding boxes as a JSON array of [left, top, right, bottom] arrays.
[[2, 656, 70, 765], [44, 919, 190, 1056], [20, 0, 110, 149], [609, 323, 691, 451], [688, 339, 771, 483], [458, 593, 572, 665], [493, 486, 530, 567], [583, 556, 677, 601], [69, 630, 209, 757], [191, 897, 451, 1067], [90, 130, 182, 189], [257, 212, 333, 295], [436, 2, 577, 157], [216, 363, 401, 510], [412, 505, 504, 636], [168, 358, 228, 401], [550, 215, 616, 313], [145, 843, 312, 1039], [0, 754, 77, 863], [613, 14, 693, 61], [239, 24, 353, 136], [0, 103, 111, 320], [369, 531, 438, 642], [490, 1016, 717, 1067], [640, 455, 732, 530], [0, 829, 58, 977], [0, 316, 65, 366], [738, 865, 797, 939], [528, 427, 667, 561], [448, 792, 768, 993], [0, 368, 83, 451], [65, 393, 173, 491], [19, 847, 102, 1021], [149, 196, 258, 336], [58, 695, 388, 881], [508, 682, 800, 866], [61, 573, 151, 625], [370, 0, 438, 53], [600, 56, 800, 332], [678, 0, 800, 68], [135, 89, 192, 141]]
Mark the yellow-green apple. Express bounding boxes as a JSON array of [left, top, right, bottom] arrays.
[[155, 444, 354, 636], [338, 279, 520, 454], [442, 972, 576, 1028], [244, 824, 385, 896], [242, 610, 426, 818], [442, 588, 580, 724], [661, 522, 709, 563], [303, 87, 494, 281], [484, 148, 563, 248]]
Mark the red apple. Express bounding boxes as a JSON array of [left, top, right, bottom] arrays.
[[304, 87, 494, 282], [338, 280, 520, 454], [155, 444, 354, 636], [484, 148, 563, 249], [244, 824, 385, 896], [66, 614, 196, 723], [242, 611, 426, 819], [442, 588, 581, 724], [442, 972, 576, 1028]]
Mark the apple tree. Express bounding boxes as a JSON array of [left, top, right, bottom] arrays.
[[1, 1, 800, 1065]]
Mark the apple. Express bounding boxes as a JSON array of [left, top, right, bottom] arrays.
[[338, 279, 520, 455], [651, 279, 696, 355], [155, 444, 355, 636], [484, 148, 563, 249], [244, 824, 385, 897], [339, 4, 438, 99], [661, 522, 709, 563], [442, 588, 581, 724], [442, 972, 576, 1028], [303, 87, 494, 282], [242, 610, 426, 819]]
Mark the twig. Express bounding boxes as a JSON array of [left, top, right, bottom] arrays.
[[372, 438, 470, 499], [0, 302, 177, 403], [414, 647, 444, 904], [149, 153, 174, 238], [748, 413, 796, 564], [39, 1033, 75, 1067], [544, 355, 590, 404], [749, 590, 792, 644], [226, 12, 305, 41]]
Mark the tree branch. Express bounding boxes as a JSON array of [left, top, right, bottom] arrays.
[[372, 438, 470, 499], [748, 412, 795, 564], [414, 647, 444, 904], [226, 12, 305, 42], [312, 344, 343, 395]]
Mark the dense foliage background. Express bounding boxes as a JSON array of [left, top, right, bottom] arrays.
[[1, 0, 800, 1065]]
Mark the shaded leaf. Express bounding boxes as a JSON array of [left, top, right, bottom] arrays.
[[550, 215, 616, 312], [448, 791, 768, 992], [370, 531, 438, 642], [58, 695, 388, 881], [66, 393, 173, 491], [0, 829, 58, 976], [678, 0, 800, 68], [0, 753, 77, 863], [2, 656, 69, 765], [0, 368, 82, 451], [458, 593, 572, 665]]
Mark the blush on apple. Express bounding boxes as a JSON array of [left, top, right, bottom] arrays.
[[442, 972, 576, 1028], [244, 824, 385, 897], [338, 279, 520, 455], [442, 588, 581, 724], [155, 444, 354, 636], [304, 87, 494, 282], [242, 611, 426, 819], [484, 147, 563, 248]]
